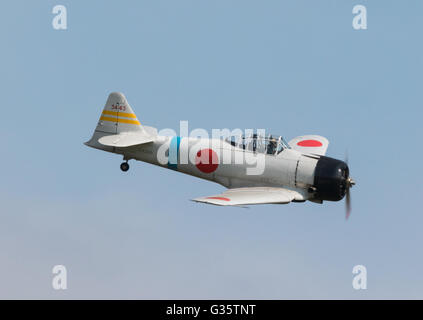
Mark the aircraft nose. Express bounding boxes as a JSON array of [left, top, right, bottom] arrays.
[[313, 156, 348, 201]]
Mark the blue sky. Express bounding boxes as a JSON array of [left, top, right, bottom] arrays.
[[0, 0, 422, 298]]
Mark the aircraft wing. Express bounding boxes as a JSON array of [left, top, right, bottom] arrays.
[[192, 187, 305, 206], [288, 135, 329, 156]]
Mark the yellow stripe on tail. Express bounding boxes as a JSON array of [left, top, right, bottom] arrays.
[[99, 116, 141, 125]]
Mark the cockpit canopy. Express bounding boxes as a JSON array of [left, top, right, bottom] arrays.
[[225, 133, 290, 155]]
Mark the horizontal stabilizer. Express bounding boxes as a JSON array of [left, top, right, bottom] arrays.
[[98, 131, 155, 147]]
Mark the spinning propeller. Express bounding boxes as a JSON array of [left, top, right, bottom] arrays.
[[344, 153, 355, 220]]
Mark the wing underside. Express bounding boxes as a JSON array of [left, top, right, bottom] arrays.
[[192, 187, 306, 206]]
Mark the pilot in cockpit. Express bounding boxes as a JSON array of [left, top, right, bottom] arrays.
[[267, 136, 277, 155]]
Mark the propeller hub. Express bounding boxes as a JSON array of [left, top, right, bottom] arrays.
[[347, 177, 355, 187]]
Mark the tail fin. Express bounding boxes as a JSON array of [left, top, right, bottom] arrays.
[[96, 92, 142, 134], [85, 92, 157, 149]]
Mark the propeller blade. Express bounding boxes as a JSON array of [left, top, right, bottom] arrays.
[[345, 187, 351, 220], [344, 150, 354, 220]]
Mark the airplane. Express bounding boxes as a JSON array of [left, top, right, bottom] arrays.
[[85, 92, 355, 218]]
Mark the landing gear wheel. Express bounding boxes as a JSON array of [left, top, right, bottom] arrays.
[[120, 162, 129, 172]]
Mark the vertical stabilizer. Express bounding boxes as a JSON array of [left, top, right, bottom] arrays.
[[95, 92, 142, 134]]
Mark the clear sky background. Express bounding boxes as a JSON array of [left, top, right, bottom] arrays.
[[0, 0, 422, 299]]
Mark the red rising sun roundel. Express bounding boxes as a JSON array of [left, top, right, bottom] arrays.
[[297, 139, 323, 147], [195, 149, 219, 173]]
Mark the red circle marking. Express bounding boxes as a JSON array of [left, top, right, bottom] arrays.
[[297, 139, 323, 147], [206, 197, 230, 201], [195, 149, 219, 173]]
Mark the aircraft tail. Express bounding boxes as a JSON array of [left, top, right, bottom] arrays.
[[95, 92, 142, 134], [85, 92, 157, 149]]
